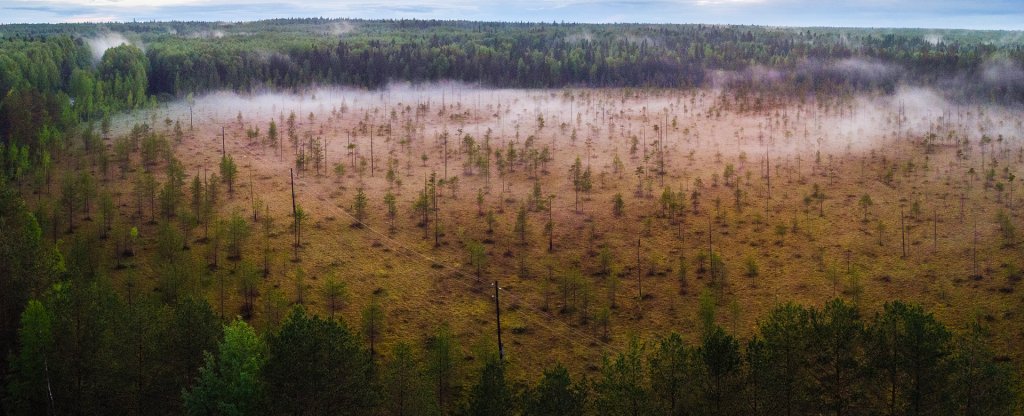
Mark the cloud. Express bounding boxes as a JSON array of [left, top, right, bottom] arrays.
[[694, 0, 767, 5], [62, 14, 118, 23]]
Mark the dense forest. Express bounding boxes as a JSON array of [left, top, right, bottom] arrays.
[[5, 19, 1024, 95], [3, 19, 1023, 175], [1, 18, 1022, 415]]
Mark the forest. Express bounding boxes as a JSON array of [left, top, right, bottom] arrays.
[[1, 18, 1023, 415]]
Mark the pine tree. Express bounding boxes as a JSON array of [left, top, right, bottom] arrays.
[[515, 204, 528, 244], [323, 277, 348, 319], [220, 154, 237, 195], [225, 211, 250, 261], [464, 355, 514, 416], [262, 308, 375, 415], [183, 320, 265, 416], [4, 300, 54, 415], [523, 364, 587, 416], [353, 188, 368, 226], [468, 240, 487, 279], [382, 342, 436, 416], [428, 324, 460, 414], [648, 333, 691, 415], [594, 338, 650, 415], [362, 298, 384, 358]]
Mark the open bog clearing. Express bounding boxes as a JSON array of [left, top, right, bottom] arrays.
[[112, 83, 1023, 377]]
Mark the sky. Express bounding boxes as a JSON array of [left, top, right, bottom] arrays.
[[2, 0, 1023, 30]]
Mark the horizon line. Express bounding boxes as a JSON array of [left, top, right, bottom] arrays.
[[2, 17, 1022, 32]]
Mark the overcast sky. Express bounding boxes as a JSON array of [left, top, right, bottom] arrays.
[[2, 0, 1023, 30]]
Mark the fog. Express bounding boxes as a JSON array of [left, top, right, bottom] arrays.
[[981, 57, 1024, 87], [84, 32, 138, 62], [328, 21, 356, 37], [135, 82, 1020, 171], [834, 58, 901, 82], [710, 65, 783, 88], [712, 58, 903, 89], [187, 30, 226, 39], [824, 87, 1020, 153], [924, 33, 943, 45]]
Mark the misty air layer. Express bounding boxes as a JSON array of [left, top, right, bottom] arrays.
[[1, 18, 1023, 416]]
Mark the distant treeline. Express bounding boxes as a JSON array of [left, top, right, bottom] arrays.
[[2, 19, 1023, 162], [132, 21, 1024, 102], [4, 19, 1024, 96]]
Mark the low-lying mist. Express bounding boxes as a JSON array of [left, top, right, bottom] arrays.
[[137, 81, 1021, 166], [84, 32, 140, 62]]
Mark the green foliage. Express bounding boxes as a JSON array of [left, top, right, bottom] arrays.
[[361, 298, 385, 357], [558, 267, 592, 316], [156, 219, 185, 266], [859, 194, 874, 221], [384, 190, 397, 227], [695, 326, 743, 414], [235, 262, 260, 320], [996, 209, 1016, 246], [698, 289, 716, 335], [2, 21, 1024, 416], [594, 338, 650, 415], [98, 44, 149, 110], [612, 193, 625, 217], [19, 20, 1005, 102], [523, 364, 587, 416], [322, 276, 348, 318], [59, 172, 79, 232], [353, 187, 368, 225], [809, 299, 866, 414], [4, 265, 218, 415], [949, 322, 1017, 416], [744, 257, 759, 278], [463, 356, 514, 416], [598, 246, 613, 276], [4, 300, 53, 415], [747, 303, 814, 414], [866, 301, 954, 415], [709, 251, 727, 290], [648, 333, 691, 415], [219, 155, 237, 194], [676, 256, 688, 293], [292, 203, 305, 249], [225, 210, 251, 260], [774, 223, 788, 243], [267, 120, 278, 147], [428, 323, 461, 414], [160, 157, 186, 218], [0, 180, 63, 371], [183, 320, 266, 416], [141, 129, 168, 168], [467, 240, 487, 278], [515, 204, 529, 244], [382, 342, 436, 416], [261, 307, 376, 415]]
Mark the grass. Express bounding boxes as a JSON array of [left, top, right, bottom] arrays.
[[61, 86, 1024, 381]]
